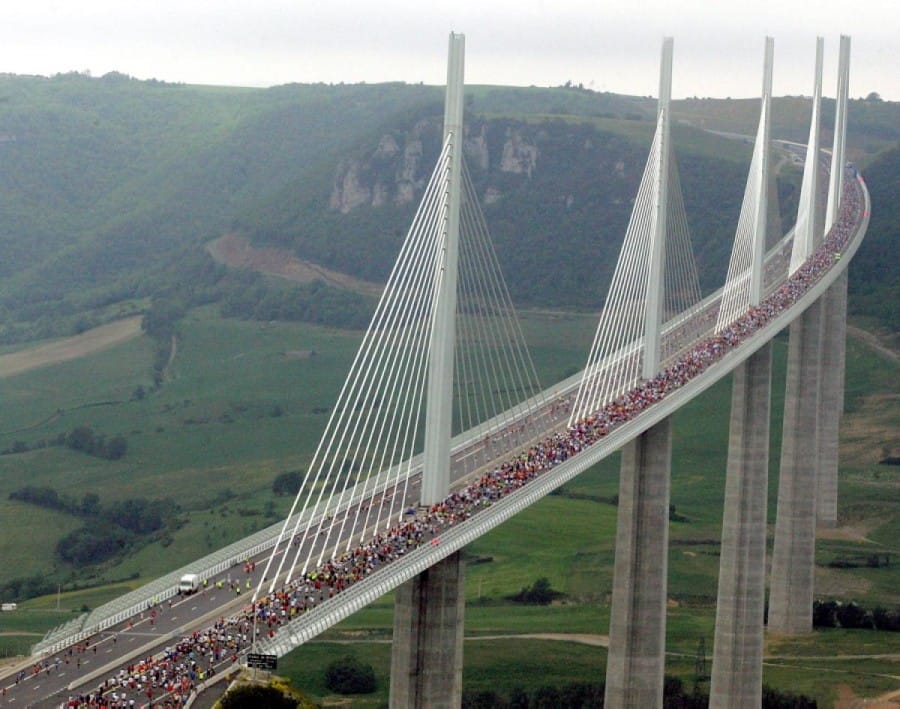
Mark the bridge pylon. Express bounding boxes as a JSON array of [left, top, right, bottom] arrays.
[[715, 37, 773, 332], [390, 31, 466, 709], [789, 37, 825, 274], [604, 37, 675, 709], [769, 37, 827, 636], [709, 38, 774, 708], [817, 34, 852, 528], [642, 37, 673, 377]]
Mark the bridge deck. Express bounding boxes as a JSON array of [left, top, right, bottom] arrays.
[[4, 174, 868, 708]]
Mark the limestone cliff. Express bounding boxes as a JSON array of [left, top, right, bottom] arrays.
[[328, 119, 542, 213]]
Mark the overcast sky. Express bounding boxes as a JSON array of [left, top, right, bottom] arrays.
[[2, 0, 897, 100]]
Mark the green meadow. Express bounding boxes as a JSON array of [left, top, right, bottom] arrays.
[[0, 308, 898, 705]]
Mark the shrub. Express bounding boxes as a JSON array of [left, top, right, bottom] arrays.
[[220, 683, 298, 708], [56, 527, 130, 565], [324, 654, 377, 694], [273, 470, 303, 496], [812, 599, 838, 628], [836, 601, 872, 629], [762, 685, 818, 708], [508, 577, 563, 605]]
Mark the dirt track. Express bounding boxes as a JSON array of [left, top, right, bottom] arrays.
[[207, 233, 383, 297], [0, 316, 144, 380]]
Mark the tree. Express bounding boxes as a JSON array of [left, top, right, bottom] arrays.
[[508, 687, 530, 708], [56, 527, 129, 565], [463, 690, 507, 708], [812, 600, 838, 628], [220, 684, 298, 709], [762, 685, 818, 708], [80, 492, 101, 516], [9, 486, 62, 510], [324, 654, 376, 694], [865, 91, 883, 102], [106, 497, 165, 534], [509, 577, 562, 605], [66, 425, 96, 453], [872, 607, 900, 631], [9, 440, 29, 454], [272, 470, 303, 496], [559, 682, 605, 707], [532, 686, 561, 709], [105, 435, 128, 460], [836, 601, 871, 629], [141, 297, 186, 340]]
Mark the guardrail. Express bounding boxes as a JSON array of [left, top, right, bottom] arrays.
[[257, 175, 869, 656], [30, 173, 866, 661], [30, 374, 561, 657]]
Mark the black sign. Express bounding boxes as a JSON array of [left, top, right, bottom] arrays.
[[246, 653, 278, 670]]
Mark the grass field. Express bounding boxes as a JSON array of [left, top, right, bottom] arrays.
[[0, 308, 898, 704]]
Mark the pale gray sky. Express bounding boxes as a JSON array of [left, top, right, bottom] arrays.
[[2, 0, 897, 100]]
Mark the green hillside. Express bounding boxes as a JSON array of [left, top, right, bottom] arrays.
[[0, 75, 897, 705], [0, 75, 442, 343], [849, 143, 900, 333], [1, 74, 896, 346]]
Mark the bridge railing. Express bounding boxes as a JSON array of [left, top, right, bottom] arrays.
[[257, 176, 868, 657], [27, 226, 791, 657], [31, 172, 863, 659], [30, 375, 562, 657]]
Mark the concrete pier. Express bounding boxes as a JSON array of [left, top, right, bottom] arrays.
[[817, 272, 848, 527], [605, 418, 672, 708], [769, 300, 823, 634], [710, 344, 772, 707], [389, 552, 465, 708]]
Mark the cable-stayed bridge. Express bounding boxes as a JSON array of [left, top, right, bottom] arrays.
[[3, 33, 868, 709]]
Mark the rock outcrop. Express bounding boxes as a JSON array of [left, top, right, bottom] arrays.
[[328, 119, 544, 213]]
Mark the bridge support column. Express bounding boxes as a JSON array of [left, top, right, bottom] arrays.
[[817, 272, 848, 527], [710, 343, 772, 707], [769, 300, 823, 634], [605, 417, 672, 709], [390, 551, 465, 709]]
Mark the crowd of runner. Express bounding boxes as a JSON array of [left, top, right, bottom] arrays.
[[53, 177, 864, 708]]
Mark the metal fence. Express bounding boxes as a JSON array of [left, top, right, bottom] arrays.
[[31, 175, 867, 659]]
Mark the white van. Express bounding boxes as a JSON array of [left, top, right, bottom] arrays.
[[178, 573, 200, 594]]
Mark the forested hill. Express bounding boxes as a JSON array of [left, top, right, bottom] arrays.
[[849, 143, 900, 331], [0, 72, 896, 344], [232, 110, 770, 310]]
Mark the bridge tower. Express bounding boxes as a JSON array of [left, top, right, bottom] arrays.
[[769, 36, 825, 636], [641, 38, 672, 378], [789, 38, 825, 275], [604, 37, 675, 709], [389, 31, 466, 709], [817, 35, 852, 528], [709, 37, 774, 708]]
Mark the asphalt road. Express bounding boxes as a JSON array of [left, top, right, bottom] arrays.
[[0, 396, 573, 709]]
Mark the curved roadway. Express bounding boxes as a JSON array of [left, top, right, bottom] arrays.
[[0, 174, 869, 708]]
